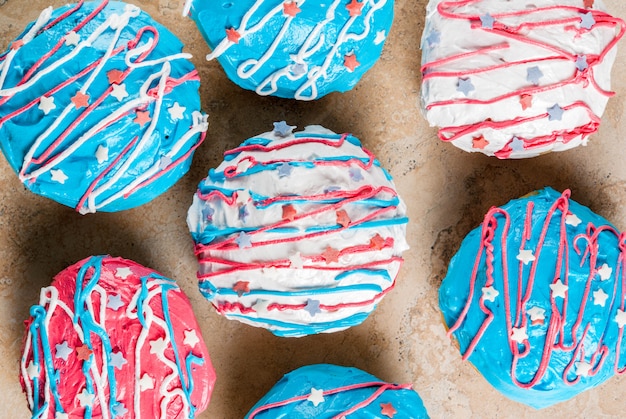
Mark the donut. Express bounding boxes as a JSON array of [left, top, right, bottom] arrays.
[[20, 255, 216, 418], [245, 364, 429, 418], [184, 0, 394, 100], [420, 0, 625, 158], [0, 1, 208, 213], [439, 187, 626, 408], [187, 124, 409, 337]]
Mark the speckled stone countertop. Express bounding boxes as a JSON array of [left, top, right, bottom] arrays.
[[1, 1, 625, 418]]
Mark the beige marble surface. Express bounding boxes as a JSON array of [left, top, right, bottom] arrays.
[[1, 1, 625, 418]]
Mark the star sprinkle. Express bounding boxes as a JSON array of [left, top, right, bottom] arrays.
[[112, 403, 128, 418], [76, 345, 93, 362], [50, 169, 68, 184], [374, 30, 386, 45], [575, 361, 592, 377], [10, 39, 24, 50], [277, 162, 293, 177], [159, 156, 172, 171], [575, 55, 588, 72], [168, 102, 186, 120], [273, 121, 296, 137], [282, 204, 297, 221], [480, 13, 495, 29], [110, 83, 128, 101], [184, 329, 200, 348], [510, 326, 528, 343], [472, 135, 489, 150], [304, 299, 322, 317], [550, 279, 568, 299], [527, 306, 546, 325], [456, 77, 474, 96], [139, 373, 155, 391], [38, 96, 56, 115], [517, 249, 536, 265], [307, 388, 325, 406], [115, 267, 132, 279], [346, 0, 364, 16], [289, 252, 304, 269], [253, 299, 271, 315], [336, 210, 351, 228], [202, 206, 215, 221], [597, 263, 612, 281], [77, 388, 95, 408], [565, 213, 582, 227], [615, 309, 626, 328], [322, 246, 340, 264], [71, 91, 90, 109], [236, 189, 251, 205], [520, 94, 533, 110], [349, 167, 363, 181], [584, 0, 594, 7], [107, 69, 124, 85], [149, 338, 168, 356], [344, 53, 360, 72], [26, 361, 39, 379], [547, 104, 564, 121], [526, 66, 543, 85], [107, 294, 124, 311], [509, 137, 525, 152], [235, 232, 253, 249], [239, 205, 249, 222], [226, 27, 241, 43], [381, 402, 397, 418], [481, 286, 499, 302], [110, 351, 127, 370], [291, 63, 307, 76], [96, 145, 109, 164], [593, 288, 609, 307], [580, 12, 595, 29], [64, 31, 80, 47], [283, 1, 301, 17], [55, 341, 72, 361], [425, 30, 440, 47], [134, 110, 152, 127], [370, 233, 385, 250], [233, 281, 250, 296]]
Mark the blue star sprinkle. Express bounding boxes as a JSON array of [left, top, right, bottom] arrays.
[[580, 12, 595, 30], [426, 30, 440, 47], [349, 167, 363, 182], [277, 162, 293, 177], [480, 13, 495, 29], [202, 206, 215, 221], [235, 232, 252, 248], [110, 352, 127, 370], [304, 299, 322, 317], [239, 205, 249, 222], [575, 55, 588, 71], [457, 77, 475, 96], [510, 137, 525, 152], [273, 121, 296, 137], [526, 66, 543, 85], [547, 104, 564, 121], [291, 63, 307, 76], [113, 402, 128, 418]]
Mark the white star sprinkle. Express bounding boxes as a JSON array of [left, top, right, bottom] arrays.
[[55, 341, 73, 361], [110, 351, 127, 370], [110, 83, 128, 101], [38, 96, 56, 115], [50, 169, 68, 184], [96, 145, 109, 164], [575, 361, 593, 377], [517, 249, 536, 265], [374, 30, 386, 45], [107, 293, 124, 311], [115, 267, 132, 279], [597, 263, 612, 281], [527, 306, 546, 324], [26, 361, 39, 379], [481, 286, 499, 302], [168, 102, 186, 120], [510, 327, 528, 343], [64, 31, 80, 47], [289, 252, 304, 269], [253, 299, 271, 315], [615, 309, 626, 328], [593, 289, 609, 307], [307, 388, 325, 406], [183, 329, 200, 348], [550, 279, 568, 299], [565, 213, 582, 227], [149, 337, 168, 356], [139, 373, 154, 391], [77, 388, 95, 408], [236, 189, 251, 205]]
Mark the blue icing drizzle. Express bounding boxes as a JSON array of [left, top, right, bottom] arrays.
[[440, 187, 626, 408], [186, 0, 394, 100], [244, 364, 428, 418], [0, 1, 206, 213]]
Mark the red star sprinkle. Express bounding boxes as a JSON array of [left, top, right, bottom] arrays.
[[336, 210, 351, 228], [283, 1, 301, 17], [346, 0, 364, 17], [282, 204, 297, 221], [71, 91, 90, 109], [76, 345, 93, 362], [584, 0, 594, 8], [226, 27, 241, 44], [322, 246, 340, 264], [344, 53, 360, 72], [11, 39, 24, 50], [472, 135, 489, 150], [134, 110, 152, 127], [369, 233, 385, 250], [107, 69, 124, 85], [381, 402, 397, 418], [233, 281, 250, 296], [520, 94, 533, 110]]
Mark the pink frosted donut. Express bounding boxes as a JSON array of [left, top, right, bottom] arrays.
[[20, 256, 215, 418]]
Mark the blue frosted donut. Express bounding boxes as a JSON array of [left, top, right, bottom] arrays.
[[184, 0, 394, 100], [0, 1, 207, 213], [440, 187, 626, 408], [245, 364, 429, 418]]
